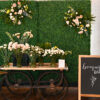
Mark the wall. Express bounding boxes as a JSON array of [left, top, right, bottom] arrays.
[[0, 0, 91, 85], [91, 0, 100, 55]]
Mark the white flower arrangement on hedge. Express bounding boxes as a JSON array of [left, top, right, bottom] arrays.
[[0, 0, 32, 25], [64, 6, 94, 36]]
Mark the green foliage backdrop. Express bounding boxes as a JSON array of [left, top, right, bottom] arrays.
[[0, 0, 91, 85]]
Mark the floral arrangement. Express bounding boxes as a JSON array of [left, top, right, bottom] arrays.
[[0, 44, 12, 66], [0, 31, 33, 67], [6, 31, 33, 54], [0, 0, 32, 25], [64, 6, 94, 35], [0, 31, 71, 67], [43, 46, 72, 66], [29, 46, 44, 67], [43, 46, 71, 57]]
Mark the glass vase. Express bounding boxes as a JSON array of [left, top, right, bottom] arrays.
[[3, 59, 9, 67], [50, 57, 56, 67], [16, 53, 22, 67], [30, 54, 37, 68], [38, 56, 44, 66]]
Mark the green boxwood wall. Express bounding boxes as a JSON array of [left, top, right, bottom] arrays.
[[0, 0, 91, 85]]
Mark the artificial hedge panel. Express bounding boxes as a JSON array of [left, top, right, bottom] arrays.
[[0, 0, 90, 85], [38, 1, 90, 84]]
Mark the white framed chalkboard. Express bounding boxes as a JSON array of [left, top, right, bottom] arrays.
[[78, 55, 100, 100]]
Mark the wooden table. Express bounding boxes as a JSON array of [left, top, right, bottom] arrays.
[[0, 64, 68, 100]]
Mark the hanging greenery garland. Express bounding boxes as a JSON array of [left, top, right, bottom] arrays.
[[64, 6, 94, 36], [0, 0, 32, 25]]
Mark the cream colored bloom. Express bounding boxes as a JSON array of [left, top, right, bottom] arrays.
[[12, 3, 17, 8], [78, 31, 83, 34], [86, 24, 90, 28], [18, 10, 23, 15], [66, 21, 69, 25]]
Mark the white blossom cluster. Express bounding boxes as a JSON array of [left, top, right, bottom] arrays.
[[3, 0, 32, 25], [30, 46, 44, 56], [23, 31, 33, 38], [13, 31, 33, 39], [8, 42, 30, 53], [64, 6, 92, 35], [43, 46, 65, 57], [0, 44, 7, 49]]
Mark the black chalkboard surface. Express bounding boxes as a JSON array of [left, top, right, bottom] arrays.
[[78, 55, 100, 100]]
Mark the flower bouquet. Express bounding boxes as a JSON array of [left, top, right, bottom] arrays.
[[29, 46, 44, 67], [5, 31, 33, 67], [0, 44, 12, 66], [64, 6, 94, 36], [43, 46, 71, 67], [0, 0, 32, 25]]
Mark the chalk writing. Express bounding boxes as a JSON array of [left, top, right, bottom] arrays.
[[82, 63, 100, 74], [90, 76, 97, 88]]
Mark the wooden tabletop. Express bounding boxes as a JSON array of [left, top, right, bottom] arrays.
[[0, 63, 68, 71], [0, 67, 68, 71]]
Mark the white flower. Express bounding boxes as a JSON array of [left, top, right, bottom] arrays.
[[73, 18, 79, 26], [66, 21, 69, 25], [11, 9, 14, 12], [12, 17, 15, 21], [14, 33, 20, 36], [12, 3, 17, 8], [10, 13, 12, 16], [10, 16, 13, 20], [23, 31, 33, 38], [78, 31, 83, 34], [25, 43, 30, 49], [0, 46, 3, 49], [76, 12, 78, 14], [12, 42, 18, 49], [86, 24, 90, 28], [68, 10, 70, 13], [20, 44, 24, 49], [18, 10, 23, 15], [4, 44, 7, 47]]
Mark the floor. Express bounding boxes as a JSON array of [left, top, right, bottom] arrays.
[[0, 87, 100, 100]]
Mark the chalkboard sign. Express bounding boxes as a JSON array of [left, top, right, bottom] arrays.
[[78, 55, 100, 100]]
